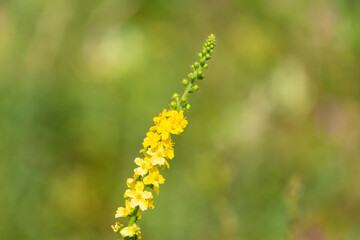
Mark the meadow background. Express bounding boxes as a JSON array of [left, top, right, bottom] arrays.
[[1, 0, 360, 239]]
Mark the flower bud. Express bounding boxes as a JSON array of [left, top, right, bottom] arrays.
[[196, 70, 203, 77], [194, 62, 199, 68], [200, 59, 205, 65], [185, 104, 191, 110], [205, 53, 211, 60], [192, 85, 199, 91], [172, 93, 179, 99], [202, 49, 206, 55], [170, 101, 177, 109], [198, 53, 203, 58], [202, 63, 208, 69], [182, 79, 188, 86], [180, 97, 187, 103], [189, 73, 196, 81]]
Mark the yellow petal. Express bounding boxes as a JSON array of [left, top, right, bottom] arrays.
[[138, 200, 148, 211], [125, 200, 132, 209], [134, 158, 142, 166], [126, 178, 135, 188], [125, 189, 135, 199], [129, 199, 139, 209], [143, 175, 151, 185], [158, 174, 165, 184], [142, 191, 152, 199], [134, 181, 144, 192], [153, 186, 160, 195]]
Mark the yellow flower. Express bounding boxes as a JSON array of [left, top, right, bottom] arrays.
[[153, 109, 188, 136], [167, 109, 188, 134], [142, 131, 160, 148], [147, 145, 167, 166], [150, 125, 171, 140], [160, 138, 174, 159], [115, 200, 133, 218], [120, 226, 138, 237], [143, 167, 165, 195], [124, 181, 153, 211], [134, 158, 152, 176]]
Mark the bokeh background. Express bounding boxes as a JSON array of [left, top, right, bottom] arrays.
[[1, 0, 360, 239]]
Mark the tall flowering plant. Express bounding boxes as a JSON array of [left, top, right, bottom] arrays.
[[112, 34, 216, 239]]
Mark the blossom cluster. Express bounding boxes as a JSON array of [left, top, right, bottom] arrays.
[[111, 34, 215, 240], [112, 109, 188, 239]]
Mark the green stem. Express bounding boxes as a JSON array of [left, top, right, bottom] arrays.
[[128, 206, 139, 226], [176, 66, 204, 111]]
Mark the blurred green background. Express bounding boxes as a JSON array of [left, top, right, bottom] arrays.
[[1, 0, 360, 239]]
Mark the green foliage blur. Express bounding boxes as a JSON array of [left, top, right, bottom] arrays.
[[1, 0, 360, 239]]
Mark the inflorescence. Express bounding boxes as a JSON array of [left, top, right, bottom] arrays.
[[112, 34, 216, 240]]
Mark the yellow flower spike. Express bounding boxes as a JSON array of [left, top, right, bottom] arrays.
[[125, 182, 153, 211], [120, 226, 138, 237], [112, 34, 216, 239]]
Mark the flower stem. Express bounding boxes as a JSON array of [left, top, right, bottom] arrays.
[[176, 65, 205, 111], [129, 206, 139, 226]]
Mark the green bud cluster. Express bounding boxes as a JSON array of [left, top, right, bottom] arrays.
[[170, 34, 216, 111]]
